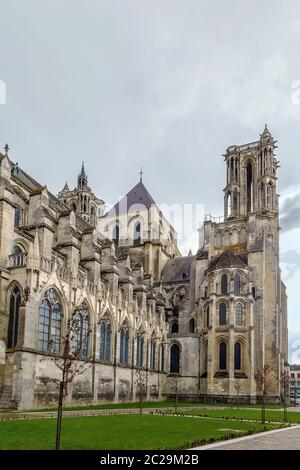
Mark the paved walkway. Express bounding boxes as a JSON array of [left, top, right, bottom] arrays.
[[194, 425, 300, 450]]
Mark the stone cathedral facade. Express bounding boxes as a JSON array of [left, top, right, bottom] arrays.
[[0, 126, 288, 409]]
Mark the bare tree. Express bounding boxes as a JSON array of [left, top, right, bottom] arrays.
[[169, 376, 181, 414], [234, 379, 242, 410], [135, 369, 147, 414], [48, 314, 91, 450], [277, 370, 290, 423], [255, 364, 276, 424]]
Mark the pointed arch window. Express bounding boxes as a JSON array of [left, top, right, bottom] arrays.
[[10, 245, 25, 267], [136, 334, 144, 367], [219, 303, 227, 326], [120, 323, 129, 365], [206, 306, 210, 327], [150, 334, 156, 369], [112, 225, 119, 247], [170, 320, 178, 333], [219, 342, 227, 370], [14, 205, 23, 227], [267, 183, 273, 210], [235, 302, 244, 326], [7, 285, 22, 349], [221, 274, 228, 295], [38, 288, 62, 353], [133, 221, 141, 246], [234, 273, 241, 295], [246, 162, 253, 212], [74, 304, 89, 358], [160, 342, 165, 371], [189, 318, 195, 333], [170, 343, 180, 373], [100, 317, 111, 361], [234, 342, 242, 370]]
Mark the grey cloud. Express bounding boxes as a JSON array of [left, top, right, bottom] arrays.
[[280, 194, 300, 233], [1, 0, 300, 333], [281, 249, 300, 280]]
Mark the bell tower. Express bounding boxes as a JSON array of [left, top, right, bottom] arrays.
[[224, 125, 279, 220]]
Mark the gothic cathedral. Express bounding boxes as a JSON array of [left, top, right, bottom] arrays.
[[0, 126, 288, 409]]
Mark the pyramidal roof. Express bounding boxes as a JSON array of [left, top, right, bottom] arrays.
[[207, 250, 248, 272], [106, 181, 157, 216]]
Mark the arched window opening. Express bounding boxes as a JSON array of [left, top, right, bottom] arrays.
[[170, 343, 180, 374], [235, 303, 244, 326], [234, 342, 241, 370], [7, 285, 22, 349], [74, 304, 89, 359], [206, 306, 210, 327], [230, 158, 234, 182], [232, 192, 238, 215], [100, 318, 111, 361], [227, 193, 232, 217], [246, 162, 253, 213], [119, 325, 129, 365], [160, 343, 165, 371], [219, 342, 227, 370], [136, 335, 144, 367], [189, 318, 195, 333], [38, 288, 62, 353], [235, 158, 239, 182], [170, 321, 178, 333], [133, 221, 141, 246], [263, 148, 268, 174], [10, 245, 24, 267], [112, 225, 119, 247], [234, 273, 241, 295], [267, 183, 273, 210], [219, 303, 227, 326], [150, 336, 156, 369], [14, 205, 22, 227], [221, 274, 228, 295]]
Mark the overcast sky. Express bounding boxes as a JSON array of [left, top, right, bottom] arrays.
[[1, 0, 300, 357]]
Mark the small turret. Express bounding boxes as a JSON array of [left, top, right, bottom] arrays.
[[77, 161, 88, 189]]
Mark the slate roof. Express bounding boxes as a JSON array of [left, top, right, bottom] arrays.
[[106, 181, 156, 216], [161, 256, 194, 283], [207, 250, 247, 272]]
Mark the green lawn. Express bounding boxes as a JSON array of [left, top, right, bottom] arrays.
[[0, 415, 281, 450], [177, 408, 300, 423], [11, 400, 284, 413]]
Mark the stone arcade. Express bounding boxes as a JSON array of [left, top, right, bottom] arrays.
[[0, 127, 288, 409]]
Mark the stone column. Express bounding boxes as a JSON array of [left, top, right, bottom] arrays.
[[249, 299, 256, 401], [207, 296, 216, 396], [228, 299, 235, 398]]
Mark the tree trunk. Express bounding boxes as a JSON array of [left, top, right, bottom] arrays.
[[261, 393, 266, 424], [55, 381, 64, 450], [139, 387, 143, 415]]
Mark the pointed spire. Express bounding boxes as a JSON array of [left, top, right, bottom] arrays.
[[188, 249, 193, 256], [260, 124, 274, 143], [262, 124, 270, 135], [62, 181, 69, 191], [80, 161, 86, 178], [77, 161, 88, 188], [4, 143, 9, 156], [139, 167, 143, 183]]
